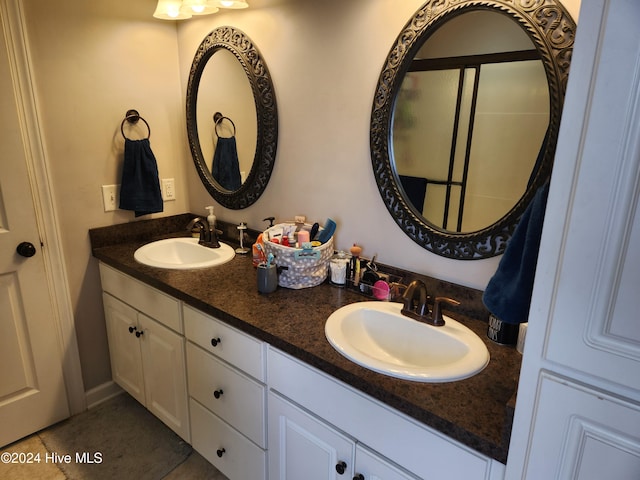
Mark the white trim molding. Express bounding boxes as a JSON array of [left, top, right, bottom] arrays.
[[0, 0, 86, 415]]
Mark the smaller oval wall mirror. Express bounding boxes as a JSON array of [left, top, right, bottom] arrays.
[[187, 27, 278, 209], [371, 0, 575, 259]]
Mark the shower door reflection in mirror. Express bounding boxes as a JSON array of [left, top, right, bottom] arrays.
[[393, 11, 549, 233]]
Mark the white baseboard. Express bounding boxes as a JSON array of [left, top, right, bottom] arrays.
[[84, 381, 123, 410]]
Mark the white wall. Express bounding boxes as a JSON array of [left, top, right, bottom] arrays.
[[22, 0, 188, 390], [179, 0, 580, 290]]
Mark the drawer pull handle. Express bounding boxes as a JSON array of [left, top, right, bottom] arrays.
[[211, 337, 221, 347], [213, 389, 224, 399], [128, 326, 136, 333], [353, 475, 364, 480], [336, 461, 347, 475], [216, 448, 225, 458], [135, 330, 144, 338]]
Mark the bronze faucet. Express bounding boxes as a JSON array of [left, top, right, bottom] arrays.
[[187, 217, 221, 248], [400, 279, 460, 327]]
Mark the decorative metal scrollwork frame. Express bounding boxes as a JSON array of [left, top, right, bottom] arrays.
[[186, 27, 278, 209], [370, 0, 575, 259]]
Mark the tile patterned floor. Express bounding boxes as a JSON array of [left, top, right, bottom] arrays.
[[0, 394, 228, 480]]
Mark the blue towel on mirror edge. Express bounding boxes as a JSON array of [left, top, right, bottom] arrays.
[[212, 136, 242, 191], [119, 138, 163, 217], [482, 181, 549, 324]]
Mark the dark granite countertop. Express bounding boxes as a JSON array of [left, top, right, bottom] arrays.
[[90, 214, 521, 463]]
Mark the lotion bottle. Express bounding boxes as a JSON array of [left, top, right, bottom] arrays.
[[205, 205, 216, 230]]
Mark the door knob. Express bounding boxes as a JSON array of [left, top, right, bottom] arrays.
[[335, 461, 347, 475], [16, 242, 36, 258]]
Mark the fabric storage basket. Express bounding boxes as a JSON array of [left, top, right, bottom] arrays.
[[262, 223, 334, 289]]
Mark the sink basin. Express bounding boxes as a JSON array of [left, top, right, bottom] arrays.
[[134, 237, 235, 270], [325, 301, 489, 382]]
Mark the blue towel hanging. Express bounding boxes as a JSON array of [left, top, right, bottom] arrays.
[[212, 136, 242, 191], [482, 181, 549, 324], [119, 138, 163, 217]]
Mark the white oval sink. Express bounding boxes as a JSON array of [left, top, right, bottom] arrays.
[[134, 237, 235, 270], [325, 301, 489, 382]]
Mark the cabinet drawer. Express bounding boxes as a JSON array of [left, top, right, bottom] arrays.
[[190, 399, 266, 480], [187, 343, 265, 447], [99, 263, 182, 333], [183, 305, 265, 381]]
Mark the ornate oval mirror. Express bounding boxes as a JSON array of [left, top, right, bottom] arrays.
[[371, 0, 575, 259], [187, 27, 278, 209]]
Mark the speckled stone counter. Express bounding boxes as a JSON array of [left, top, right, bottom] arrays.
[[90, 214, 521, 463]]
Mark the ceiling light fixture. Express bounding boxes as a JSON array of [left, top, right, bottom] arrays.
[[154, 0, 226, 20], [211, 0, 249, 9], [182, 0, 219, 15], [153, 0, 192, 19]]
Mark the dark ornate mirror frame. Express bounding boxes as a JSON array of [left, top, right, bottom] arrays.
[[371, 0, 575, 259], [186, 26, 278, 209]]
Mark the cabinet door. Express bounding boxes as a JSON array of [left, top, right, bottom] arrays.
[[524, 373, 640, 480], [103, 293, 145, 404], [354, 445, 419, 480], [138, 313, 190, 442], [269, 392, 355, 480]]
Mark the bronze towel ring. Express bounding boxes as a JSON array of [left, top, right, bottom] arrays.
[[213, 111, 236, 138], [121, 109, 151, 139]]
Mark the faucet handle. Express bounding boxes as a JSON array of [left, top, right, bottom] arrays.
[[430, 297, 461, 327]]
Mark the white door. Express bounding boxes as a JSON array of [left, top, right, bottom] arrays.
[[506, 1, 640, 478], [139, 313, 189, 441], [268, 391, 355, 480], [103, 293, 145, 404], [354, 445, 420, 480], [0, 15, 69, 446]]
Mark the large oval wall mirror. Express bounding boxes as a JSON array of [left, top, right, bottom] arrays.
[[186, 27, 278, 209], [371, 0, 575, 259]]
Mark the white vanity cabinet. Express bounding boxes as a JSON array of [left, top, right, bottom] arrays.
[[269, 390, 419, 480], [100, 264, 189, 442], [98, 262, 505, 479], [183, 305, 267, 480], [268, 348, 503, 480]]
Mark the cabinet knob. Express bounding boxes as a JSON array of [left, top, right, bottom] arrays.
[[135, 330, 144, 338], [353, 475, 365, 480], [216, 448, 225, 458], [128, 326, 136, 333], [211, 337, 221, 347], [336, 461, 347, 475], [213, 389, 224, 399]]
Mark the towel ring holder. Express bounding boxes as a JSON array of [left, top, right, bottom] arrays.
[[213, 112, 236, 138], [121, 109, 151, 140]]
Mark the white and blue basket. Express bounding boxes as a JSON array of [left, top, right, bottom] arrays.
[[262, 223, 333, 289]]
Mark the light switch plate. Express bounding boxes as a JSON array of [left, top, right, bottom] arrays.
[[101, 184, 119, 212]]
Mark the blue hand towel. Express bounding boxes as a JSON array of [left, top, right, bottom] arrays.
[[482, 181, 549, 324], [212, 136, 242, 191], [399, 175, 428, 213], [119, 138, 163, 217]]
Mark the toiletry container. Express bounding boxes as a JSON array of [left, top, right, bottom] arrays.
[[329, 251, 349, 287], [257, 264, 277, 294], [487, 313, 519, 345]]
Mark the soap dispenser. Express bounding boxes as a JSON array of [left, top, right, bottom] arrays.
[[205, 206, 216, 230]]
